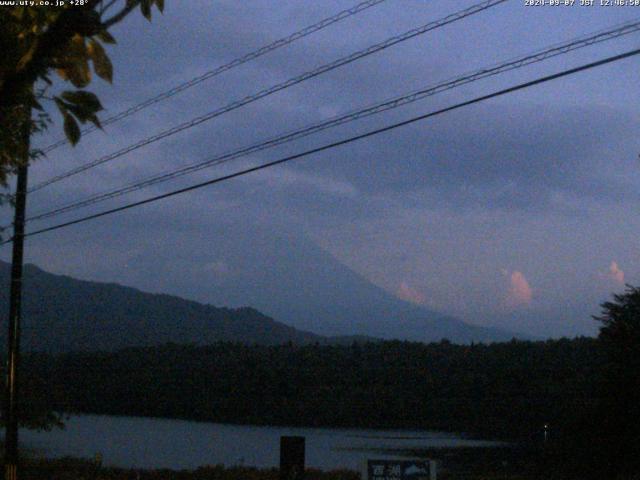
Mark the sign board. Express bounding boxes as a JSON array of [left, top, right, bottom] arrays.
[[280, 436, 305, 480], [367, 459, 436, 480]]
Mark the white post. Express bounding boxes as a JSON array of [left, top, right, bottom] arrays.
[[429, 460, 437, 480]]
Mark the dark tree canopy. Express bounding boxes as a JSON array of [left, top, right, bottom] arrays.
[[0, 0, 164, 186], [590, 285, 640, 477], [595, 285, 640, 353], [0, 0, 164, 428]]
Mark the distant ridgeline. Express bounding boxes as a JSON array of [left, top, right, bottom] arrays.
[[0, 261, 374, 351], [14, 338, 600, 440], [0, 252, 520, 350]]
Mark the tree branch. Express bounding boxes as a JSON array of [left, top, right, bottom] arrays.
[[100, 0, 119, 16], [103, 1, 140, 28]]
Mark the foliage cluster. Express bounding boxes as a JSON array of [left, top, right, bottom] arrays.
[[589, 285, 640, 478], [0, 0, 164, 186], [15, 338, 601, 440]]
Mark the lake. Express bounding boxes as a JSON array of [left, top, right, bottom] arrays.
[[18, 414, 498, 471]]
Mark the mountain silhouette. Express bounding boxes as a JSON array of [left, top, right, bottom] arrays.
[[64, 224, 521, 344], [0, 260, 334, 352]]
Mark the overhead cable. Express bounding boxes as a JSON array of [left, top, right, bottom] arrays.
[[29, 0, 507, 193], [4, 46, 638, 244], [24, 18, 640, 223], [40, 0, 390, 154]]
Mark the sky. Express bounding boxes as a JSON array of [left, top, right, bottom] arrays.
[[2, 0, 640, 338]]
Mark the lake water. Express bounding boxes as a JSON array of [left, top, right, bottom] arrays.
[[17, 414, 497, 471]]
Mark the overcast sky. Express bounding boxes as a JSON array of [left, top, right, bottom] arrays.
[[2, 0, 640, 338]]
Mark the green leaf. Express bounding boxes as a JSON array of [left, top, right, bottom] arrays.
[[63, 111, 80, 145], [60, 90, 102, 112], [155, 0, 164, 13], [64, 106, 97, 125], [64, 103, 91, 123], [88, 39, 113, 83], [62, 35, 91, 88], [57, 91, 103, 130], [63, 61, 90, 88]]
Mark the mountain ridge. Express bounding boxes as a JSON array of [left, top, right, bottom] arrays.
[[0, 250, 521, 351], [0, 260, 361, 352], [134, 226, 522, 343]]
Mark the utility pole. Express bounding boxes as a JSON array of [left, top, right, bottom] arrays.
[[4, 111, 30, 480]]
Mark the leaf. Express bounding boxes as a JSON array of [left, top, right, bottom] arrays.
[[60, 90, 102, 112], [54, 97, 67, 114], [89, 114, 102, 130], [140, 0, 152, 20], [67, 33, 88, 60], [155, 0, 164, 13], [96, 29, 116, 45], [59, 91, 103, 128], [31, 97, 43, 111], [62, 110, 80, 145], [64, 62, 91, 88], [88, 39, 113, 83], [62, 35, 91, 88], [74, 9, 102, 36], [63, 103, 89, 123], [16, 40, 38, 71]]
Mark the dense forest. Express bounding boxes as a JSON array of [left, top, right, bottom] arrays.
[[15, 337, 601, 440]]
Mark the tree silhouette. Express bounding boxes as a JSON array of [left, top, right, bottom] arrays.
[[592, 285, 640, 477], [0, 0, 164, 185], [0, 0, 164, 431]]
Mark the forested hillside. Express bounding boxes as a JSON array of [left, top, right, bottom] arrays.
[[0, 261, 330, 351], [18, 337, 600, 440]]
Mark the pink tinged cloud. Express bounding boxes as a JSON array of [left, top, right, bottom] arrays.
[[505, 271, 533, 308], [606, 261, 625, 285], [397, 281, 426, 305]]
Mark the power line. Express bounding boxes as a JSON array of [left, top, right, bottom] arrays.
[[40, 0, 389, 154], [23, 18, 640, 223], [28, 0, 507, 193], [4, 46, 638, 245]]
